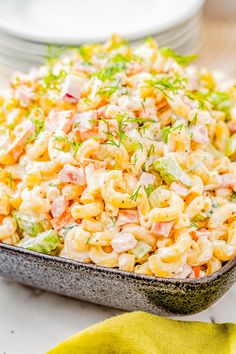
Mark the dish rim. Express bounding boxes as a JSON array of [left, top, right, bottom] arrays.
[[1, 242, 236, 285]]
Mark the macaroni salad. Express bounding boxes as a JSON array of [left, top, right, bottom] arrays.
[[0, 35, 236, 278]]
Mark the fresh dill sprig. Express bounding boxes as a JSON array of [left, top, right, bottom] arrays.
[[190, 113, 198, 125], [136, 142, 144, 152], [186, 91, 208, 110], [109, 216, 117, 227], [132, 153, 138, 166], [96, 84, 119, 98], [160, 47, 197, 67], [125, 117, 156, 124], [97, 54, 128, 81], [207, 91, 231, 114], [130, 143, 144, 166], [160, 123, 186, 144], [53, 136, 82, 157], [101, 113, 154, 149], [102, 123, 125, 148], [146, 75, 185, 99], [129, 185, 141, 202], [141, 100, 146, 112], [41, 68, 66, 93], [144, 184, 154, 198], [190, 220, 199, 229], [85, 236, 91, 245], [147, 144, 155, 158], [101, 112, 128, 148], [27, 119, 45, 144], [187, 90, 231, 113], [96, 53, 143, 82], [160, 126, 171, 144]]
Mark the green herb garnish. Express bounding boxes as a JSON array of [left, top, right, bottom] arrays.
[[190, 220, 199, 229], [130, 185, 141, 202], [97, 54, 128, 81], [147, 144, 155, 158], [146, 75, 185, 99], [53, 136, 82, 157], [144, 184, 155, 198], [41, 68, 67, 93], [160, 47, 197, 67], [27, 118, 44, 144], [160, 123, 186, 144], [96, 84, 119, 98], [7, 172, 13, 189]]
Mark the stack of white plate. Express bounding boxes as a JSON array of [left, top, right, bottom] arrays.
[[0, 0, 205, 71]]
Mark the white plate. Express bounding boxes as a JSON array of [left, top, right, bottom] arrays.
[[0, 14, 201, 58], [0, 0, 205, 43]]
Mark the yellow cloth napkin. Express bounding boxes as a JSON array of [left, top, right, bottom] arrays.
[[47, 311, 236, 354]]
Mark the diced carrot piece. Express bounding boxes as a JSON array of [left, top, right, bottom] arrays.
[[193, 266, 201, 278], [51, 206, 74, 230], [0, 215, 5, 224], [190, 231, 199, 242]]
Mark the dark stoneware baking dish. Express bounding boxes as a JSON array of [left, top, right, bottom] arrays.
[[0, 243, 235, 316]]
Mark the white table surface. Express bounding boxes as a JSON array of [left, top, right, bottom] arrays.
[[0, 276, 236, 354]]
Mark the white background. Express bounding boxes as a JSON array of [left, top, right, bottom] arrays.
[[0, 277, 236, 354]]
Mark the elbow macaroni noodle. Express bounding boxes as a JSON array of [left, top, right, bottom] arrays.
[[0, 35, 236, 279]]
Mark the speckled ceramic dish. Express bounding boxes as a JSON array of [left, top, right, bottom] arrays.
[[0, 243, 235, 316]]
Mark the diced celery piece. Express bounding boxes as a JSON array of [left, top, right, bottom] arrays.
[[225, 134, 236, 157], [15, 213, 43, 237], [132, 241, 152, 259], [148, 187, 160, 209], [19, 230, 60, 254], [153, 154, 192, 187]]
